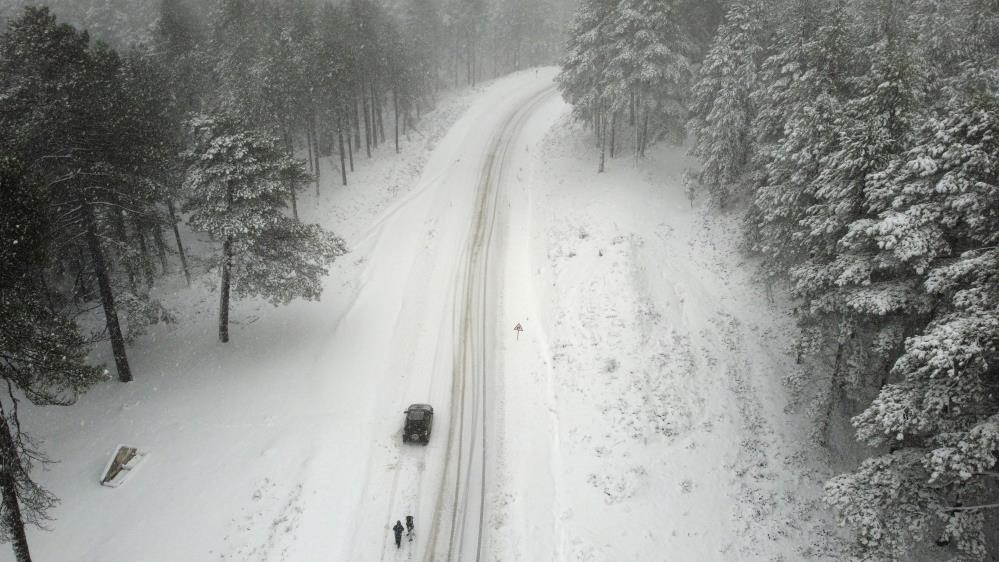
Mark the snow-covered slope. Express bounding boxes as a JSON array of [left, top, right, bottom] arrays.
[[486, 114, 840, 560], [8, 70, 837, 562]]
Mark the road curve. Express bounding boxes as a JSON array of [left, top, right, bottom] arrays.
[[426, 86, 558, 562]]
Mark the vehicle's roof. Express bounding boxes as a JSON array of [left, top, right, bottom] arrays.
[[407, 403, 433, 411]]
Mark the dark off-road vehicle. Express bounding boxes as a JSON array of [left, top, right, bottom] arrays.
[[403, 404, 434, 445]]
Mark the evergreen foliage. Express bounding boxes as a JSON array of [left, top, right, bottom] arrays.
[[557, 0, 699, 163], [687, 0, 764, 206], [0, 158, 104, 562], [182, 114, 347, 341], [674, 0, 999, 555]]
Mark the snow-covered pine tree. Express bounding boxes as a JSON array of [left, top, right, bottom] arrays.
[[0, 157, 104, 562], [313, 2, 354, 184], [741, 2, 862, 447], [557, 0, 617, 130], [444, 0, 488, 87], [787, 0, 930, 438], [256, 1, 313, 212], [745, 0, 853, 276], [150, 0, 207, 286], [909, 0, 999, 104], [209, 0, 266, 115], [825, 76, 999, 561], [605, 0, 694, 155], [559, 0, 694, 168], [687, 0, 765, 207], [101, 49, 187, 337], [182, 114, 348, 343], [0, 7, 146, 382], [152, 0, 207, 117]]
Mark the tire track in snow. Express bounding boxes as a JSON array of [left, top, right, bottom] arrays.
[[425, 86, 558, 562]]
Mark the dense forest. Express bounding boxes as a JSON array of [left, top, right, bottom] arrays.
[[0, 0, 571, 560], [558, 0, 999, 558]]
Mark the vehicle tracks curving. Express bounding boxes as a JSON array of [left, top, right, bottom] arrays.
[[425, 85, 558, 562]]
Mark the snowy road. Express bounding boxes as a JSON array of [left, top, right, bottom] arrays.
[[9, 70, 836, 562], [429, 86, 558, 562], [319, 73, 560, 561]]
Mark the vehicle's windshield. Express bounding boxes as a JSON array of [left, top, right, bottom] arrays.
[[407, 411, 425, 421]]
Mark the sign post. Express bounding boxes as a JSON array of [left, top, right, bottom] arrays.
[[513, 323, 524, 340]]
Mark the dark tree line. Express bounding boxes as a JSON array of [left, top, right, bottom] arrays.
[[561, 0, 999, 557], [0, 0, 161, 48]]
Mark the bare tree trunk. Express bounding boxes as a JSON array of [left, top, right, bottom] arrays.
[[111, 207, 137, 294], [83, 199, 132, 382], [610, 112, 617, 159], [374, 83, 385, 144], [353, 95, 362, 152], [642, 111, 650, 155], [466, 34, 474, 87], [362, 84, 372, 157], [370, 83, 379, 147], [75, 245, 96, 302], [166, 199, 191, 286], [312, 118, 321, 195], [305, 128, 314, 178], [0, 411, 32, 562], [820, 325, 854, 446], [635, 102, 642, 160], [337, 112, 348, 186], [347, 107, 355, 172], [218, 236, 232, 344], [599, 109, 607, 173], [453, 33, 460, 88], [394, 90, 400, 154], [133, 217, 154, 290], [471, 32, 477, 87], [285, 133, 300, 220], [594, 108, 602, 148], [152, 223, 169, 275]]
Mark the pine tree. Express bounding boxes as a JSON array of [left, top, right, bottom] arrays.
[[605, 0, 694, 153], [781, 0, 929, 439], [687, 0, 765, 207], [0, 7, 138, 382], [825, 83, 999, 561], [152, 0, 207, 116], [209, 0, 265, 115], [0, 158, 104, 562], [746, 0, 853, 275], [559, 0, 695, 167], [182, 114, 348, 343], [557, 0, 617, 126], [680, 0, 999, 554]]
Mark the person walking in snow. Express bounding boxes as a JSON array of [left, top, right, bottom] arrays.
[[406, 515, 414, 541], [393, 520, 404, 548]]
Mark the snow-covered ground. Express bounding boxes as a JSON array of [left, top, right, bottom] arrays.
[[487, 110, 841, 561], [8, 70, 838, 562]]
